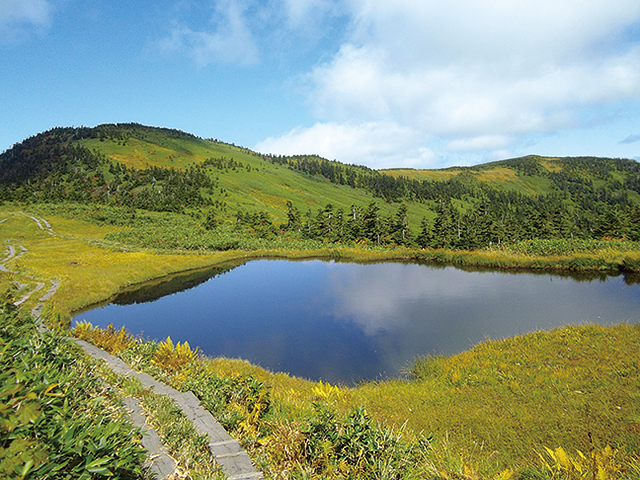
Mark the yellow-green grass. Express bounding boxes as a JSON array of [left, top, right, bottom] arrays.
[[383, 165, 554, 195], [381, 168, 466, 181], [474, 167, 553, 194], [5, 205, 640, 477], [539, 158, 563, 173], [81, 135, 260, 170], [84, 134, 432, 227], [197, 324, 640, 477], [4, 205, 640, 323], [0, 206, 246, 318], [357, 323, 640, 472], [87, 319, 639, 477]]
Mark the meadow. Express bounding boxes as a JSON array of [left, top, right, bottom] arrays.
[[2, 203, 639, 478], [2, 124, 640, 478], [70, 317, 640, 479]]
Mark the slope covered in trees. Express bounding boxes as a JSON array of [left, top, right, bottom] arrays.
[[2, 123, 640, 251]]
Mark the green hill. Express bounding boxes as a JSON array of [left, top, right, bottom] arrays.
[[2, 124, 640, 479], [2, 123, 640, 252]]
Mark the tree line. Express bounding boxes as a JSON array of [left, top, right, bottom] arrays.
[[265, 153, 640, 210], [230, 197, 640, 249]]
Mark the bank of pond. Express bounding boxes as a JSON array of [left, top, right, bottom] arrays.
[[73, 259, 640, 385], [64, 259, 640, 478]]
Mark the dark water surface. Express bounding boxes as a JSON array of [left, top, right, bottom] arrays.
[[74, 260, 640, 384]]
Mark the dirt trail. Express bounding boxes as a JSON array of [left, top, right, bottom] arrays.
[[1, 214, 60, 312], [3, 213, 263, 478]]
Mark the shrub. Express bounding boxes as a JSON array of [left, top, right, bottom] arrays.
[[0, 295, 147, 479], [182, 374, 271, 438], [71, 320, 134, 353], [299, 404, 412, 479], [151, 336, 198, 372]]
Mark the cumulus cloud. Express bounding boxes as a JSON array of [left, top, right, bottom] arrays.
[[267, 0, 640, 166], [256, 121, 438, 169], [158, 0, 258, 67], [0, 0, 52, 41]]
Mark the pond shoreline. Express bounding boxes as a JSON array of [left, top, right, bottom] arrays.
[[73, 255, 640, 385], [67, 245, 640, 323]]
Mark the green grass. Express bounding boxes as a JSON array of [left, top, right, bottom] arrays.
[[81, 135, 256, 170], [4, 125, 640, 479], [0, 299, 150, 479], [4, 203, 640, 478], [97, 368, 224, 479], [3, 203, 640, 325], [383, 164, 554, 195], [360, 324, 640, 470], [70, 319, 640, 479], [82, 134, 431, 227]]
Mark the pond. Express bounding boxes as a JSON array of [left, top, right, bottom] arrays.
[[73, 260, 640, 385]]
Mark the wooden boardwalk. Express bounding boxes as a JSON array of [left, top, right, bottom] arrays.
[[1, 214, 263, 479], [73, 339, 264, 480]]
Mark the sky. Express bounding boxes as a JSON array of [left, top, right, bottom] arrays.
[[2, 0, 640, 169]]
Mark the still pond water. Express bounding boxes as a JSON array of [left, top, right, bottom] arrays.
[[74, 260, 640, 385]]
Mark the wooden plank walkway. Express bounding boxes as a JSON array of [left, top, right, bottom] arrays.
[[73, 339, 264, 480], [3, 214, 263, 479]]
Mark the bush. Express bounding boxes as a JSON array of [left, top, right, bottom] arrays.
[[182, 373, 271, 440], [151, 336, 198, 372], [0, 295, 148, 479], [72, 320, 134, 353], [299, 404, 412, 479]]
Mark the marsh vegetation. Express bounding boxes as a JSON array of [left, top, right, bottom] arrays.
[[1, 124, 639, 478]]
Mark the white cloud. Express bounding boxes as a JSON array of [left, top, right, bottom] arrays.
[[256, 121, 439, 169], [281, 0, 341, 29], [158, 0, 258, 67], [447, 135, 513, 153], [269, 0, 640, 167], [0, 0, 52, 41]]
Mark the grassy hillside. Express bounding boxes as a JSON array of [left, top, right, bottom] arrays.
[[1, 124, 640, 479], [78, 124, 408, 223], [3, 124, 640, 253], [383, 163, 555, 195]]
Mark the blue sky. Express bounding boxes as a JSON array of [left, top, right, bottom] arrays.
[[2, 0, 640, 169]]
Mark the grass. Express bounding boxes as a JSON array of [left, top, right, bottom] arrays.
[[82, 134, 417, 226], [0, 298, 151, 479], [69, 320, 640, 479], [3, 201, 640, 478], [382, 164, 554, 195], [0, 205, 254, 319], [97, 368, 224, 480], [357, 324, 640, 469], [3, 204, 640, 325], [4, 126, 640, 478]]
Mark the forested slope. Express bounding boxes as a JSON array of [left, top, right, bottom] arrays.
[[2, 123, 640, 251]]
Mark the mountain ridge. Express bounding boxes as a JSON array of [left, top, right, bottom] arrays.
[[2, 123, 640, 250]]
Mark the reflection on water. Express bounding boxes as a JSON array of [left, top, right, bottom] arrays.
[[73, 260, 640, 385], [111, 263, 241, 305]]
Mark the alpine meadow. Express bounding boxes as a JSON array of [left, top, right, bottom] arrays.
[[1, 123, 639, 479]]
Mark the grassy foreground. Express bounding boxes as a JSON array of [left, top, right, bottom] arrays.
[[71, 320, 640, 479], [2, 205, 640, 478]]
